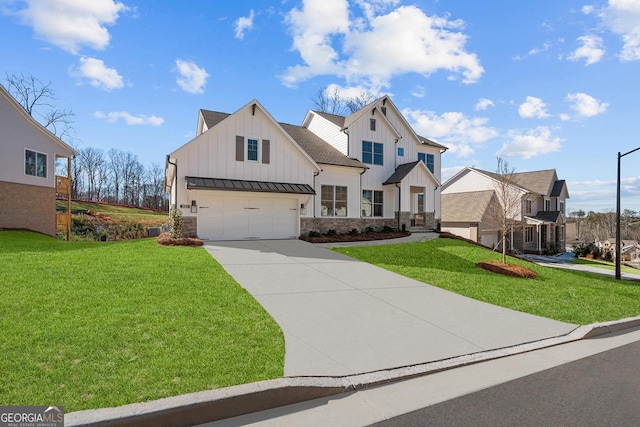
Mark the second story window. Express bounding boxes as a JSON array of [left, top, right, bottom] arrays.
[[247, 139, 258, 161], [559, 201, 565, 214], [545, 199, 551, 211], [370, 118, 376, 131], [418, 152, 434, 173], [524, 199, 532, 214], [362, 141, 383, 165]]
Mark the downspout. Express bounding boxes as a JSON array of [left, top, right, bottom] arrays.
[[166, 155, 178, 211], [395, 183, 401, 231], [312, 171, 320, 218], [359, 167, 366, 218]]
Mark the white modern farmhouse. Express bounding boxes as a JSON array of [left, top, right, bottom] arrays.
[[441, 167, 569, 253], [165, 96, 447, 240], [0, 84, 76, 237]]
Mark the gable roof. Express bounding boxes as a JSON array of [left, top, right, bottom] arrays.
[[197, 107, 365, 169], [466, 167, 566, 197], [382, 160, 438, 185], [312, 111, 346, 128], [417, 135, 448, 150], [551, 179, 567, 197], [441, 190, 495, 222], [0, 84, 76, 157], [528, 211, 562, 222], [279, 123, 365, 168]]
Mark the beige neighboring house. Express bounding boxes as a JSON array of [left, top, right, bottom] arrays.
[[599, 238, 640, 262], [0, 84, 76, 237], [441, 167, 569, 254], [441, 190, 502, 248]]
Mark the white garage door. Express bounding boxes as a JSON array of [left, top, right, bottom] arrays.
[[197, 193, 299, 240]]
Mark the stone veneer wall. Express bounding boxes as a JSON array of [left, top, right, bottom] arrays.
[[181, 216, 198, 238], [0, 180, 55, 236], [301, 211, 437, 236]]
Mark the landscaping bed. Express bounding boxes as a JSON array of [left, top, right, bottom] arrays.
[[299, 230, 411, 243]]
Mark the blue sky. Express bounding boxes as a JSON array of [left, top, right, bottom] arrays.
[[1, 0, 639, 213]]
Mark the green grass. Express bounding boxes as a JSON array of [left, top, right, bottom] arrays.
[[334, 238, 640, 325], [56, 200, 167, 223], [573, 257, 640, 274], [0, 231, 284, 412]]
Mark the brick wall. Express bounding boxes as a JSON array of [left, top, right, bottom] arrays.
[[0, 180, 55, 236]]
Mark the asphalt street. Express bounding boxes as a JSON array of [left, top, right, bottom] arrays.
[[371, 339, 640, 427]]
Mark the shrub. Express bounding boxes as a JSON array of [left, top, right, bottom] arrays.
[[169, 208, 183, 239], [602, 250, 613, 262], [326, 229, 337, 236], [382, 225, 394, 233], [308, 231, 321, 237], [348, 228, 359, 235]]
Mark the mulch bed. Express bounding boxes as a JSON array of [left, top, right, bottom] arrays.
[[157, 232, 204, 247], [477, 260, 537, 279], [299, 230, 412, 243]]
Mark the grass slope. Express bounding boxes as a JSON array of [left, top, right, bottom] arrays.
[[334, 237, 640, 325], [56, 200, 167, 223], [0, 231, 284, 412]]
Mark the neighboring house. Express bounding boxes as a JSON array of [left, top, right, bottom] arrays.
[[0, 84, 76, 237], [165, 96, 447, 240], [599, 238, 640, 261], [441, 167, 569, 253]]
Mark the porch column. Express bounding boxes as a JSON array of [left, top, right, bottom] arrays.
[[537, 224, 541, 252]]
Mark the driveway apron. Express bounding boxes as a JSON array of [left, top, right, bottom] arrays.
[[204, 239, 577, 377]]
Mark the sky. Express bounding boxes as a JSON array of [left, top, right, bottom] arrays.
[[1, 0, 639, 214]]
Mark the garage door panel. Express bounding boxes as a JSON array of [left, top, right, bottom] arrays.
[[197, 193, 298, 240]]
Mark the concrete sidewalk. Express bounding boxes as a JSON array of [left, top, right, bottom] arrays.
[[203, 239, 577, 377]]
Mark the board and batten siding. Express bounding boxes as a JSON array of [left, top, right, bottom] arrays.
[[313, 164, 362, 219], [305, 113, 348, 155], [171, 105, 317, 211]]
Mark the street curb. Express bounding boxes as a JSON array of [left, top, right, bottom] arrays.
[[66, 316, 640, 427]]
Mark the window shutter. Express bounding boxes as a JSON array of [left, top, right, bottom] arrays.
[[262, 139, 270, 164], [236, 136, 244, 161]]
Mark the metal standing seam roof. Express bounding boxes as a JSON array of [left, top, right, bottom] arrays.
[[185, 176, 315, 195]]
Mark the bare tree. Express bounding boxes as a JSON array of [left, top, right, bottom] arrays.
[[310, 86, 376, 115], [4, 72, 75, 140], [78, 147, 106, 200], [491, 158, 524, 264]]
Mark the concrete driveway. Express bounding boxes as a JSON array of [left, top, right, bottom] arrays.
[[204, 239, 577, 377]]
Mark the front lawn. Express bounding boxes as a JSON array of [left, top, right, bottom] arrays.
[[574, 257, 639, 274], [334, 237, 640, 325], [0, 231, 284, 412]]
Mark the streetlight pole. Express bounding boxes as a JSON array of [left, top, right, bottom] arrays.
[[616, 146, 640, 280]]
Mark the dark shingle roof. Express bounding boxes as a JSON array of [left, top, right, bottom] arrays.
[[383, 161, 421, 185], [313, 111, 346, 128], [280, 123, 365, 168], [200, 110, 230, 129], [529, 211, 561, 222], [551, 180, 566, 197], [417, 135, 448, 150]]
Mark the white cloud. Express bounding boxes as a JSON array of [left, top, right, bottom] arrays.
[[175, 59, 210, 94], [475, 98, 494, 111], [600, 0, 640, 61], [528, 41, 552, 55], [518, 96, 549, 118], [71, 57, 124, 90], [582, 5, 595, 15], [94, 111, 164, 126], [411, 85, 426, 98], [7, 0, 127, 54], [282, 1, 483, 90], [403, 108, 498, 157], [568, 35, 605, 65], [497, 126, 563, 159], [566, 92, 608, 117], [234, 9, 255, 40]]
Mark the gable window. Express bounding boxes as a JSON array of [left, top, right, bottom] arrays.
[[362, 141, 383, 165], [418, 152, 434, 173], [559, 201, 565, 214], [397, 147, 404, 157], [524, 199, 532, 214], [370, 118, 376, 131], [525, 226, 534, 243], [362, 190, 383, 217], [247, 138, 258, 161], [381, 106, 387, 116], [321, 185, 347, 217], [25, 149, 47, 178]]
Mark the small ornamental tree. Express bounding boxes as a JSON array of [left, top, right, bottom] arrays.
[[169, 208, 183, 239]]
